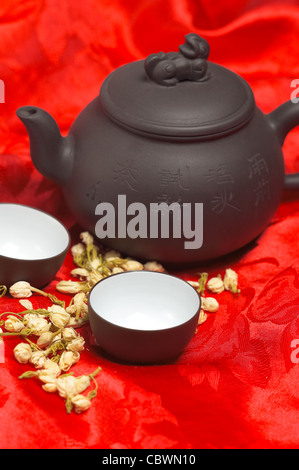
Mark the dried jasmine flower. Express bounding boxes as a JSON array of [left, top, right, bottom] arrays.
[[82, 309, 90, 324], [223, 268, 240, 294], [13, 343, 32, 364], [121, 260, 144, 271], [23, 313, 50, 336], [70, 268, 90, 279], [65, 303, 78, 317], [69, 367, 101, 414], [38, 373, 58, 391], [9, 281, 32, 299], [80, 232, 100, 270], [75, 375, 91, 394], [104, 260, 126, 273], [62, 327, 78, 342], [206, 276, 225, 294], [42, 359, 61, 377], [37, 330, 62, 349], [104, 250, 121, 262], [201, 297, 219, 313], [143, 261, 165, 272], [5, 315, 25, 333], [56, 375, 77, 399], [9, 281, 65, 307], [56, 375, 80, 413], [71, 244, 88, 269], [67, 316, 88, 328], [29, 350, 47, 369], [66, 292, 88, 322], [90, 257, 101, 270], [87, 270, 104, 288], [59, 350, 80, 372], [56, 280, 89, 294], [42, 382, 58, 393], [48, 306, 70, 329], [71, 394, 91, 414], [71, 243, 86, 258], [47, 304, 68, 315], [80, 231, 94, 246], [197, 309, 208, 326], [73, 291, 88, 307], [67, 336, 85, 353]]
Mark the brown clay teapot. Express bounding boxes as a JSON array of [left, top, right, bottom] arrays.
[[17, 33, 299, 265]]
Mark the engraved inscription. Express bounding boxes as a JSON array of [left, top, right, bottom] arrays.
[[248, 153, 270, 206], [156, 166, 190, 206], [207, 164, 241, 214], [253, 178, 271, 206], [205, 164, 234, 185], [248, 153, 269, 179], [113, 159, 138, 192], [159, 167, 190, 191], [210, 189, 241, 214]]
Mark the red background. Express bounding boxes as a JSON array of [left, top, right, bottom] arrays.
[[0, 0, 299, 449]]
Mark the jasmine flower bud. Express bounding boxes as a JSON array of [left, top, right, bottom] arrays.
[[13, 343, 32, 363], [71, 394, 91, 414], [5, 315, 25, 332], [9, 281, 32, 299], [59, 350, 80, 372]]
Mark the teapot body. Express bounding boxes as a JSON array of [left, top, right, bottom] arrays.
[[16, 34, 299, 265], [63, 97, 284, 264]]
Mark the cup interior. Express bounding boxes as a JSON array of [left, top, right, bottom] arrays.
[[0, 204, 70, 260], [89, 271, 200, 331]]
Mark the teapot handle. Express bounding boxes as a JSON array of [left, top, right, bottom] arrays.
[[267, 100, 299, 190]]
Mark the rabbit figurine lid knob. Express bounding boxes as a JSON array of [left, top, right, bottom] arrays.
[[144, 33, 210, 86], [100, 33, 255, 138]]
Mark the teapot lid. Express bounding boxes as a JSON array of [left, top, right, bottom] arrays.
[[100, 34, 255, 138]]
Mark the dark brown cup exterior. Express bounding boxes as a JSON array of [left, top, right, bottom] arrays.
[[0, 246, 69, 289], [88, 298, 200, 365]]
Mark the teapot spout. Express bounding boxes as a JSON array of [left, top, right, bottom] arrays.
[[16, 106, 73, 185]]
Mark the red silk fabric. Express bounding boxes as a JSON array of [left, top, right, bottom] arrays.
[[0, 0, 299, 449]]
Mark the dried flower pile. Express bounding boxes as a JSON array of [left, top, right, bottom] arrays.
[[188, 268, 240, 330], [0, 280, 100, 413], [0, 231, 167, 414], [0, 229, 240, 413], [54, 231, 165, 296]]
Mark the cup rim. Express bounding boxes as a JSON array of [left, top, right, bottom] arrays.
[[0, 203, 70, 262], [88, 270, 201, 332]]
